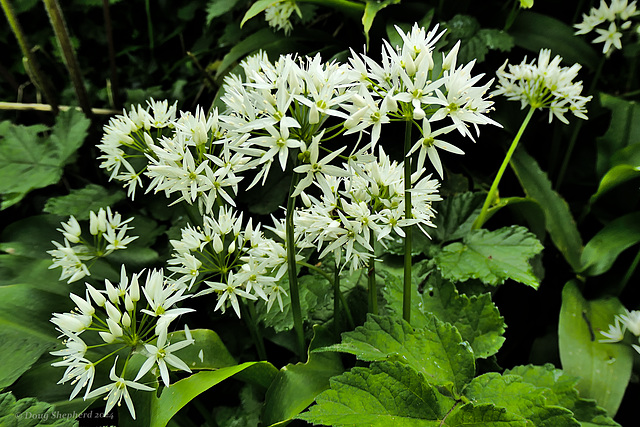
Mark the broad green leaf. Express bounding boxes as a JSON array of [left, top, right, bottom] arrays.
[[420, 279, 506, 358], [168, 329, 237, 370], [435, 225, 543, 288], [0, 392, 78, 426], [509, 11, 599, 70], [240, 0, 277, 27], [0, 281, 73, 389], [216, 29, 283, 77], [0, 109, 90, 209], [297, 361, 457, 426], [506, 364, 620, 426], [464, 373, 578, 426], [206, 0, 241, 23], [149, 362, 259, 427], [595, 94, 640, 177], [363, 0, 401, 44], [164, 329, 277, 389], [0, 215, 63, 260], [262, 325, 343, 426], [591, 165, 640, 202], [558, 281, 632, 417], [380, 263, 505, 358], [298, 362, 525, 426], [431, 192, 486, 243], [43, 185, 126, 220], [511, 148, 583, 271], [580, 212, 640, 276], [317, 314, 475, 395]]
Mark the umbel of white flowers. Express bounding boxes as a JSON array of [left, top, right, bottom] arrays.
[[50, 266, 194, 420], [574, 0, 640, 55], [493, 49, 592, 124]]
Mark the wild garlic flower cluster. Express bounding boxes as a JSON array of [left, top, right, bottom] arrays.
[[295, 147, 441, 272], [50, 267, 194, 420], [575, 0, 639, 55], [97, 99, 178, 199], [264, 0, 299, 35], [48, 207, 138, 283], [345, 24, 499, 177], [92, 23, 501, 319], [600, 308, 640, 354], [493, 49, 592, 124], [168, 205, 290, 317]]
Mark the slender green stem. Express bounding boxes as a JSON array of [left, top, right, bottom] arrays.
[[241, 300, 267, 360], [42, 0, 92, 117], [473, 106, 536, 230], [403, 120, 413, 324], [334, 262, 341, 337], [144, 0, 154, 50], [368, 229, 378, 315], [555, 56, 605, 190], [1, 0, 58, 112], [286, 172, 306, 359], [298, 261, 354, 330]]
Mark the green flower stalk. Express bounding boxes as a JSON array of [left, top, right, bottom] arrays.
[[473, 49, 592, 229]]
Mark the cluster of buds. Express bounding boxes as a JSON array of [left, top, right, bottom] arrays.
[[48, 207, 138, 283]]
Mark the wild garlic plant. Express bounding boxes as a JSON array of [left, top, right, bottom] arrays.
[[50, 266, 194, 420], [51, 22, 502, 416]]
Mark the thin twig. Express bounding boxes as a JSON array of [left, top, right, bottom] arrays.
[[1, 0, 58, 112], [0, 101, 118, 115], [42, 0, 92, 117]]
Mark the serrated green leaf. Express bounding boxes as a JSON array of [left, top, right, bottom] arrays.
[[297, 361, 457, 426], [596, 94, 640, 177], [510, 11, 599, 70], [421, 280, 505, 358], [0, 392, 78, 427], [511, 148, 583, 271], [0, 109, 90, 209], [263, 325, 343, 426], [505, 364, 620, 426], [443, 402, 527, 426], [558, 281, 632, 417], [464, 373, 578, 426], [216, 29, 307, 79], [380, 263, 505, 358], [435, 225, 543, 288], [317, 314, 475, 395], [149, 362, 260, 427], [580, 212, 640, 276], [43, 185, 126, 220]]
